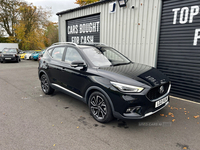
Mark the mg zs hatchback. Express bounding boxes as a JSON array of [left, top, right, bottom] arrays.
[[38, 43, 171, 123]]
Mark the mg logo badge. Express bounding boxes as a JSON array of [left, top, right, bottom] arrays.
[[159, 86, 164, 94]]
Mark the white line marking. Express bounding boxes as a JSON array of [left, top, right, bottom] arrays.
[[170, 96, 200, 105]]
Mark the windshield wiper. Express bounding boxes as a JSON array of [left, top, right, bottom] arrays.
[[111, 62, 131, 66]]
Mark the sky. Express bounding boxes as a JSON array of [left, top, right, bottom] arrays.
[[25, 0, 79, 22]]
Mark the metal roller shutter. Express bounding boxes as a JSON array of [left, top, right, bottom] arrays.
[[157, 0, 200, 102]]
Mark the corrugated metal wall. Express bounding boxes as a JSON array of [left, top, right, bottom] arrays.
[[157, 0, 200, 102], [58, 0, 162, 67]]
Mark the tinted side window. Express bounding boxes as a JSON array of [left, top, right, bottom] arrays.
[[52, 47, 65, 61], [48, 48, 53, 55], [65, 47, 83, 63]]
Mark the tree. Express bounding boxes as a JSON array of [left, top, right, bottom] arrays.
[[11, 2, 50, 50], [0, 1, 57, 50], [7, 2, 51, 50], [44, 22, 58, 47], [0, 37, 9, 43], [0, 0, 20, 37], [75, 0, 100, 6]]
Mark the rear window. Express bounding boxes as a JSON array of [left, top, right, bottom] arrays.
[[51, 47, 65, 61]]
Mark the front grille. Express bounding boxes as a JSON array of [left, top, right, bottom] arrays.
[[4, 54, 14, 57], [146, 82, 170, 101]]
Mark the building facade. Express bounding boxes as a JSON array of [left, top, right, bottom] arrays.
[[57, 0, 200, 102]]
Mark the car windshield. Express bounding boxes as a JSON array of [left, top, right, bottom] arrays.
[[82, 47, 130, 67], [32, 52, 39, 54], [3, 48, 17, 53]]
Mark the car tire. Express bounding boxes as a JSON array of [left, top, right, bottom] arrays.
[[88, 91, 113, 123], [40, 74, 55, 95], [16, 58, 19, 63]]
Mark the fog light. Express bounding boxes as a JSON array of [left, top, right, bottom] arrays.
[[126, 108, 133, 113], [126, 106, 141, 114], [132, 106, 141, 114]]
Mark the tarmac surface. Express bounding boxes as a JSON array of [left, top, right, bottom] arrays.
[[0, 60, 200, 150]]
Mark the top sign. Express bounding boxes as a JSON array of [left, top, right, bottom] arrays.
[[172, 5, 200, 46]]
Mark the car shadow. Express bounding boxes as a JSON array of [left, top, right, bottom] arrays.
[[48, 91, 171, 130]]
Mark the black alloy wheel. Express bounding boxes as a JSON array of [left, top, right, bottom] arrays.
[[40, 74, 54, 95], [89, 91, 113, 123]]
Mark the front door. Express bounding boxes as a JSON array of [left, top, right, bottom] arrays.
[[59, 46, 92, 98]]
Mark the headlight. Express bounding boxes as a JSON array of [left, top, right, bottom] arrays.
[[110, 81, 144, 93]]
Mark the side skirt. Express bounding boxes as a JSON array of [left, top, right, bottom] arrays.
[[51, 83, 86, 103]]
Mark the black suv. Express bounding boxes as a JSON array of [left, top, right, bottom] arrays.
[[0, 48, 21, 63], [38, 42, 171, 123]]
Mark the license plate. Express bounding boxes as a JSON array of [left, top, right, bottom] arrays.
[[5, 58, 11, 60], [155, 96, 168, 108]]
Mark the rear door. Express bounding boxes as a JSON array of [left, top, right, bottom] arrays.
[[47, 46, 66, 85]]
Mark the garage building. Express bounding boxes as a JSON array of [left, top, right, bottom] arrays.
[[57, 0, 200, 103]]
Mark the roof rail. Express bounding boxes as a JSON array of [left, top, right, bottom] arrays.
[[80, 43, 108, 46], [51, 42, 78, 46]]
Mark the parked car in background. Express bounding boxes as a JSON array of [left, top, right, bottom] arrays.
[[20, 51, 27, 59], [38, 49, 46, 61], [30, 51, 40, 61], [24, 51, 34, 60], [38, 42, 171, 123], [0, 48, 21, 63]]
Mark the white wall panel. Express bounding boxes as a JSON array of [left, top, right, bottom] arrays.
[[58, 0, 161, 67]]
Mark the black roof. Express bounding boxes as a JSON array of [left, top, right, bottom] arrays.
[[56, 0, 114, 16]]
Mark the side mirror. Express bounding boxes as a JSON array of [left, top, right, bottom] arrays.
[[71, 61, 87, 68]]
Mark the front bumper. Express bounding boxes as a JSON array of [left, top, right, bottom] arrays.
[[24, 55, 30, 59], [113, 101, 169, 120], [107, 84, 171, 120], [33, 56, 38, 60], [20, 56, 25, 59], [1, 57, 17, 61]]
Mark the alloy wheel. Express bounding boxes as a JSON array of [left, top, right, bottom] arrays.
[[90, 95, 107, 120], [41, 75, 49, 93]]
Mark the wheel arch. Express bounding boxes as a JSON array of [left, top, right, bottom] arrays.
[[38, 70, 48, 80], [85, 86, 115, 113]]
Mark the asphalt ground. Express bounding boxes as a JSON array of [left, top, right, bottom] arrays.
[[0, 60, 200, 150]]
